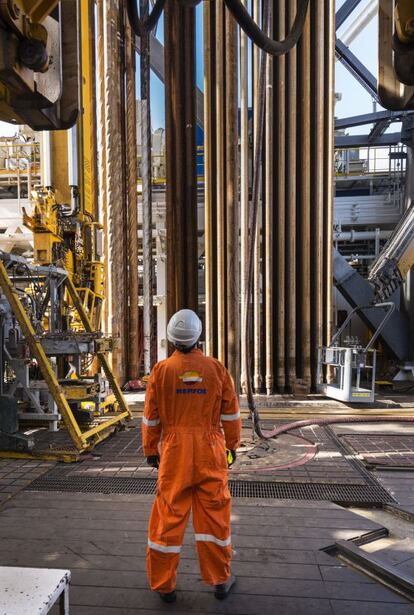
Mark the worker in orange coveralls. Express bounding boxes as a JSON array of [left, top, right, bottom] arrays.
[[142, 309, 241, 604]]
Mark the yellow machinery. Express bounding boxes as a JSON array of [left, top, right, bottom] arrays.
[[0, 252, 130, 461], [0, 0, 132, 460]]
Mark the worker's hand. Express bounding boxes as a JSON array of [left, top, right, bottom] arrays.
[[227, 449, 237, 467], [147, 455, 160, 469]]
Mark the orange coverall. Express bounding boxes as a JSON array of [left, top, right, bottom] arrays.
[[142, 348, 241, 593]]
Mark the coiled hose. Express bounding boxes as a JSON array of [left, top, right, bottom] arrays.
[[126, 0, 166, 36], [127, 0, 309, 52], [224, 0, 310, 55]]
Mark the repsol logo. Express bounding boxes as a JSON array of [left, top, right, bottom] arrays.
[[176, 388, 207, 395]]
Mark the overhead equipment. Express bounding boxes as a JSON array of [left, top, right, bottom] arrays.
[[0, 0, 80, 129]]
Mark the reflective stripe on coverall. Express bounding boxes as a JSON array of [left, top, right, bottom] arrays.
[[142, 348, 241, 593]]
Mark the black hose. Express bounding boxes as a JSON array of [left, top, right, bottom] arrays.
[[126, 0, 166, 37], [243, 3, 270, 440], [224, 0, 309, 56]]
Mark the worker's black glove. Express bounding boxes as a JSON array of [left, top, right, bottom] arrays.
[[227, 449, 237, 467], [147, 455, 160, 469]]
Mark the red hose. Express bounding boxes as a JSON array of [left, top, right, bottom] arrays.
[[261, 416, 414, 439]]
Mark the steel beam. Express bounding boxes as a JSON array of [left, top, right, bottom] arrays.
[[335, 38, 378, 101], [335, 132, 402, 147], [335, 0, 363, 30], [334, 249, 408, 360], [335, 110, 413, 129], [368, 118, 392, 141]]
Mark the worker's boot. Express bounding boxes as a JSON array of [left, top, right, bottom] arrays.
[[158, 590, 177, 604], [214, 574, 236, 600]]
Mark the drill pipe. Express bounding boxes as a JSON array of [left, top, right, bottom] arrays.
[[164, 3, 198, 321], [265, 7, 274, 396], [104, 0, 126, 380], [203, 0, 215, 357], [274, 0, 286, 392], [215, 0, 226, 364], [297, 3, 311, 388], [96, 0, 108, 334], [239, 0, 249, 392], [225, 6, 240, 387], [286, 0, 297, 391], [324, 0, 335, 362], [125, 17, 140, 379], [140, 0, 154, 374], [253, 0, 262, 394], [310, 0, 325, 386]]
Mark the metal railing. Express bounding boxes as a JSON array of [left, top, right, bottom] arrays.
[[0, 140, 41, 199], [335, 144, 406, 178]]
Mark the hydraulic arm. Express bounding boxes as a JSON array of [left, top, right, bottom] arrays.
[[368, 202, 414, 302]]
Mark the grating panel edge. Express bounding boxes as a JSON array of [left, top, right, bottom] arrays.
[[25, 475, 394, 504]]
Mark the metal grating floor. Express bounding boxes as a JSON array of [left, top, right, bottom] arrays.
[[25, 474, 394, 505]]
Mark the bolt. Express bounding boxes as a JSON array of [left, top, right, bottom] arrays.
[[407, 18, 414, 35]]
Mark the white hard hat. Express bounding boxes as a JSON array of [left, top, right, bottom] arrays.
[[167, 309, 202, 348]]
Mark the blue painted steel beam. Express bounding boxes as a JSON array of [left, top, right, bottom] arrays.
[[333, 249, 408, 360], [336, 38, 378, 101], [335, 110, 413, 130], [336, 0, 363, 30], [335, 132, 401, 148]]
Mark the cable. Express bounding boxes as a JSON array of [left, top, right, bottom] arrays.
[[243, 2, 269, 440], [224, 0, 309, 55], [126, 0, 166, 37]]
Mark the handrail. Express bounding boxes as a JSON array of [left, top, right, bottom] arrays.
[[329, 302, 395, 352]]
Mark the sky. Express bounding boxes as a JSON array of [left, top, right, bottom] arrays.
[[0, 0, 384, 137]]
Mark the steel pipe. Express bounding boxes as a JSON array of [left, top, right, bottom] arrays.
[[164, 3, 198, 325], [286, 0, 298, 391], [324, 0, 335, 374], [215, 0, 226, 364], [96, 0, 108, 334], [104, 0, 126, 380], [310, 0, 325, 387], [140, 0, 154, 374], [203, 0, 215, 357], [264, 7, 274, 396], [298, 3, 311, 388], [225, 6, 239, 386], [240, 0, 249, 392], [275, 0, 286, 391], [253, 0, 262, 394], [125, 17, 140, 379]]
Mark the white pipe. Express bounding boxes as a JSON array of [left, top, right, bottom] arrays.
[[67, 125, 79, 187], [341, 0, 378, 47], [41, 132, 52, 187], [334, 229, 392, 241]]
